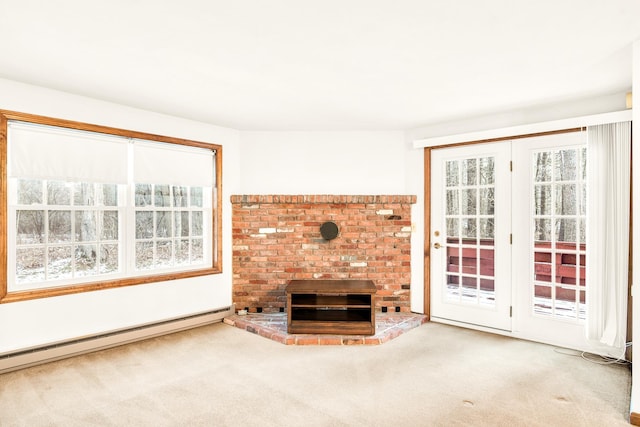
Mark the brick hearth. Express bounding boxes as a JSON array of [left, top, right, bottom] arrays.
[[224, 312, 428, 345]]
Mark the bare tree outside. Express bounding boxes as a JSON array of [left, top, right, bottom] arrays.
[[533, 148, 584, 245], [532, 146, 587, 320], [14, 179, 121, 285], [134, 183, 205, 271]]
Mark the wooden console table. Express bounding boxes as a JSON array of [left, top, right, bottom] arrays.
[[286, 279, 376, 335]]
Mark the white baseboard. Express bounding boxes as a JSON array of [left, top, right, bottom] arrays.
[[0, 305, 234, 374]]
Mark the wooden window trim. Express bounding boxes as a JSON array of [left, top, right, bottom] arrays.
[[0, 110, 223, 304]]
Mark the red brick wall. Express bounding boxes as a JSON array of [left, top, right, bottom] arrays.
[[231, 195, 416, 313]]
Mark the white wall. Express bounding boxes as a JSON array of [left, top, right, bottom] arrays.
[[239, 131, 407, 194], [0, 79, 241, 353], [404, 137, 425, 313]]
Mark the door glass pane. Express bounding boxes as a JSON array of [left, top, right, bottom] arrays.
[[555, 287, 577, 319], [446, 190, 459, 215], [554, 150, 577, 180], [479, 157, 495, 185], [461, 247, 477, 275], [446, 161, 459, 187], [479, 249, 495, 276], [534, 185, 551, 215], [479, 188, 494, 215], [555, 184, 577, 215], [534, 284, 552, 314], [534, 250, 552, 283], [461, 159, 477, 185], [555, 218, 577, 245], [446, 218, 458, 238], [446, 274, 460, 302], [461, 189, 477, 215], [534, 219, 551, 242], [532, 147, 586, 321], [444, 154, 496, 308], [461, 218, 477, 238], [479, 219, 494, 240], [480, 278, 495, 306], [446, 245, 463, 301], [461, 276, 478, 301], [534, 153, 552, 182]]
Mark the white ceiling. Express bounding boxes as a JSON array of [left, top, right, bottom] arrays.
[[1, 0, 640, 131]]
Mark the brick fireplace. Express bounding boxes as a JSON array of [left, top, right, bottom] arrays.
[[231, 195, 417, 313]]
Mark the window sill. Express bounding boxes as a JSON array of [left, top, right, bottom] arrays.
[[0, 267, 222, 303]]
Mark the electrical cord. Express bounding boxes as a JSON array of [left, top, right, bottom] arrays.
[[553, 342, 631, 365]]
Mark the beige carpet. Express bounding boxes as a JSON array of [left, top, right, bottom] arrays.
[[0, 321, 631, 426]]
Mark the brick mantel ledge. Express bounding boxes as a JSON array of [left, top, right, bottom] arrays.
[[230, 195, 417, 204]]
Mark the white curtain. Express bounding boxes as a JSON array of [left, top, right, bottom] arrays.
[[8, 120, 216, 188], [586, 121, 631, 350], [8, 120, 129, 183], [133, 139, 215, 187]]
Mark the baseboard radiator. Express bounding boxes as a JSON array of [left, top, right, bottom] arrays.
[[0, 305, 234, 375]]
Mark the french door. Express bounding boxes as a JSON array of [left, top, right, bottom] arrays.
[[429, 132, 591, 350], [430, 142, 512, 331], [512, 132, 590, 350]]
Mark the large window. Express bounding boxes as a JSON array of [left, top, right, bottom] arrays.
[[1, 111, 222, 303]]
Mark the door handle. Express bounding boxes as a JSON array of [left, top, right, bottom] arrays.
[[433, 242, 442, 249]]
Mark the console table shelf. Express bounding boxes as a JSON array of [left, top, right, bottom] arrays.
[[286, 279, 376, 335]]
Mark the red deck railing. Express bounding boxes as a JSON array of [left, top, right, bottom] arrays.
[[446, 240, 585, 301]]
